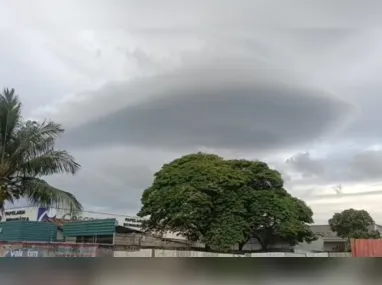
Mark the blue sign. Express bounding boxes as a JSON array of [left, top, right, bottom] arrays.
[[37, 208, 57, 222]]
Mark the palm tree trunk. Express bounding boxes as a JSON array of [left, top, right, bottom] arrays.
[[0, 199, 4, 222], [0, 186, 5, 221]]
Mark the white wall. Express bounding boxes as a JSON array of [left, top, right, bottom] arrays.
[[114, 249, 153, 257], [113, 249, 352, 257]]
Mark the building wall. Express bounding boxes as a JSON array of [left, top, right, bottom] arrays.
[[323, 241, 345, 252], [0, 242, 107, 257], [294, 236, 325, 253], [113, 249, 352, 257], [309, 225, 338, 238], [373, 224, 382, 233], [0, 221, 58, 242]]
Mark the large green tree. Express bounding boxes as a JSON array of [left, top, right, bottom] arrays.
[[138, 152, 315, 251], [329, 208, 380, 240], [0, 88, 82, 216]]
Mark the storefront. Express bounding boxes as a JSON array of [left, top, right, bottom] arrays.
[[0, 206, 145, 230]]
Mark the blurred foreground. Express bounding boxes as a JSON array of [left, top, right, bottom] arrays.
[[0, 259, 381, 285]]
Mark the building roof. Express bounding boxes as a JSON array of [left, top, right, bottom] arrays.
[[309, 225, 344, 241]]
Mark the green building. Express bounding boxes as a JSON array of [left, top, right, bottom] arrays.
[[63, 218, 143, 244], [0, 220, 58, 242], [63, 218, 116, 243], [0, 219, 144, 249]]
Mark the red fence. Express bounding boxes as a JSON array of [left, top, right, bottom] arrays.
[[351, 239, 382, 257], [0, 242, 113, 257]]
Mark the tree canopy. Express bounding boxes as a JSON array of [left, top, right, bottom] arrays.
[[0, 88, 82, 216], [329, 208, 380, 240], [138, 152, 315, 251]]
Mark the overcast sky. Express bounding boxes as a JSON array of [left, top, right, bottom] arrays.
[[1, 0, 382, 224]]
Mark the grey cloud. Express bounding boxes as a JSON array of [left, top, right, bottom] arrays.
[[9, 1, 382, 30], [59, 52, 352, 152], [285, 148, 382, 187], [286, 152, 325, 177], [336, 83, 382, 144], [309, 190, 382, 199], [45, 148, 157, 214], [4, 1, 382, 221], [284, 29, 355, 52], [46, 168, 150, 214], [351, 150, 382, 181]]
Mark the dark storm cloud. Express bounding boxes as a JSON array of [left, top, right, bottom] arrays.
[[335, 82, 382, 143], [60, 53, 352, 152]]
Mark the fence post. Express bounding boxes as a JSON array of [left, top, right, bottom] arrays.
[[151, 248, 155, 257]]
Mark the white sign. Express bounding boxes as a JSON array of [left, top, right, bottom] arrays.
[[122, 217, 143, 228], [0, 207, 38, 222], [52, 209, 145, 230], [1, 206, 146, 230]]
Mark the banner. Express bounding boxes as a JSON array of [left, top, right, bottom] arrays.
[[0, 242, 109, 257], [0, 244, 49, 257]]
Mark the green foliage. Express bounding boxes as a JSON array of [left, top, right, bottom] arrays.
[[0, 88, 82, 215], [138, 152, 315, 251], [329, 208, 380, 240]]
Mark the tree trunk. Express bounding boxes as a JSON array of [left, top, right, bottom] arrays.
[[253, 234, 268, 251], [238, 237, 250, 252], [262, 240, 269, 252]]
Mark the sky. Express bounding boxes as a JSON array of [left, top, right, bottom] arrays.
[[1, 0, 382, 224]]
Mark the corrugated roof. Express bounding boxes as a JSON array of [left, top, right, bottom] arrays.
[[63, 219, 117, 237]]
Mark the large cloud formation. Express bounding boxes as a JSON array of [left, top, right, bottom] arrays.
[[3, 1, 382, 223], [59, 53, 352, 153]]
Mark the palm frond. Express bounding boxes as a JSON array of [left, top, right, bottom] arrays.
[[20, 150, 80, 177], [0, 88, 83, 214], [11, 120, 65, 161], [0, 88, 22, 159], [21, 178, 83, 215]]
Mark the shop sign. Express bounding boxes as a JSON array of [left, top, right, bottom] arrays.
[[61, 213, 100, 221], [5, 248, 45, 257], [1, 209, 30, 221], [123, 217, 143, 228]]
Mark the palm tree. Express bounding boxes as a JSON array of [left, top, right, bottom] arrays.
[[0, 88, 82, 216]]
